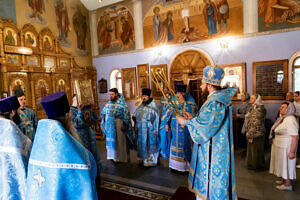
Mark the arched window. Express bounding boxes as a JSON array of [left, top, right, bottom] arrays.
[[110, 69, 122, 93], [293, 57, 300, 91]]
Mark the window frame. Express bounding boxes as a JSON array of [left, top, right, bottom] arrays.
[[109, 68, 122, 93], [288, 51, 300, 92]]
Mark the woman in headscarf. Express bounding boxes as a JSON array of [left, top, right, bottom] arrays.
[[242, 94, 266, 170], [236, 91, 251, 148], [269, 102, 299, 191]]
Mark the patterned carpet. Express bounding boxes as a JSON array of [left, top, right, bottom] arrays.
[[99, 181, 170, 200], [98, 181, 248, 200]]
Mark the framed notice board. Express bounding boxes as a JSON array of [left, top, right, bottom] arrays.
[[252, 59, 288, 100]]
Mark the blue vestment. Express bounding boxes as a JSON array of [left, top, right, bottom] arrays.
[[71, 106, 102, 172], [160, 93, 197, 169], [184, 88, 237, 200], [0, 118, 32, 200], [101, 94, 134, 155], [26, 119, 98, 200], [18, 107, 38, 141], [160, 94, 171, 116], [133, 99, 160, 160]]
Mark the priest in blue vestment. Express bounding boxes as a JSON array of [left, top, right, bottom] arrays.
[[159, 87, 171, 159], [160, 84, 197, 172], [0, 95, 32, 200], [101, 88, 134, 162], [133, 88, 160, 166], [16, 91, 38, 141], [177, 66, 237, 200], [71, 94, 102, 175], [26, 92, 98, 200]]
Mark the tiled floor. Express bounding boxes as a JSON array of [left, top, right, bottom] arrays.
[[97, 141, 300, 200]]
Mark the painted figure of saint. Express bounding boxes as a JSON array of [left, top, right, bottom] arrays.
[[43, 37, 52, 51], [12, 80, 25, 96], [120, 16, 133, 47], [153, 7, 162, 42], [55, 0, 70, 43], [98, 12, 113, 50], [73, 7, 87, 50], [39, 81, 47, 98], [25, 33, 35, 47], [259, 0, 300, 28], [5, 30, 15, 45], [156, 11, 174, 45], [203, 0, 218, 35], [27, 0, 44, 21], [58, 79, 66, 92], [216, 0, 229, 33]]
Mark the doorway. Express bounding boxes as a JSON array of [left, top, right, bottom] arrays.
[[169, 48, 213, 107]]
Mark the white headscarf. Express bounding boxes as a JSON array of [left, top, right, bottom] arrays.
[[254, 94, 263, 106], [269, 102, 296, 139]]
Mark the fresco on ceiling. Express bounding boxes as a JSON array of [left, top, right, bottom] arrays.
[[97, 5, 135, 55], [0, 0, 17, 23], [25, 0, 47, 24], [143, 0, 243, 48], [258, 0, 300, 32]]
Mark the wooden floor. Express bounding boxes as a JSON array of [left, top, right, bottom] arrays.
[[97, 141, 300, 200]]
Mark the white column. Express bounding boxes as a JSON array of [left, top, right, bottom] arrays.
[[243, 0, 258, 34], [132, 0, 144, 49], [89, 10, 98, 56]]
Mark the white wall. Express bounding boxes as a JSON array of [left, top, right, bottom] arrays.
[[93, 29, 300, 123]]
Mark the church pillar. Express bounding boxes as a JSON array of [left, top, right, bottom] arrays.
[[243, 0, 258, 33], [89, 10, 99, 57], [132, 0, 144, 49]]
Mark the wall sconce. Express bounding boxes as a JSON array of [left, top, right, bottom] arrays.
[[218, 37, 236, 50], [153, 45, 168, 57], [220, 41, 228, 49]]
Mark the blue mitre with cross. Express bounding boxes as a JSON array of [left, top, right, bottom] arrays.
[[202, 65, 224, 86]]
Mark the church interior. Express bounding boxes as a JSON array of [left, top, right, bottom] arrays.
[[1, 0, 300, 199]]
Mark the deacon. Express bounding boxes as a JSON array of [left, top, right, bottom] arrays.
[[133, 88, 160, 166], [26, 92, 98, 200], [177, 66, 237, 200], [159, 87, 172, 160], [0, 95, 32, 200], [71, 94, 102, 176], [16, 91, 38, 141], [101, 88, 134, 162], [160, 84, 197, 172]]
